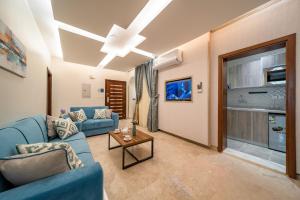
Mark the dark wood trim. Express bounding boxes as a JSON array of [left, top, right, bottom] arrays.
[[285, 34, 296, 178], [47, 68, 52, 115], [159, 129, 210, 149], [218, 34, 296, 178]]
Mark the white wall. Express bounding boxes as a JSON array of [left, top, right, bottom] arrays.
[[158, 33, 210, 146], [0, 0, 50, 125], [51, 58, 130, 117], [210, 0, 300, 173]]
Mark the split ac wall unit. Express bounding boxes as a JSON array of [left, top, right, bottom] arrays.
[[153, 49, 183, 70]]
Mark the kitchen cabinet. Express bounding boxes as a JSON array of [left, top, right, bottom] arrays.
[[227, 59, 263, 89], [227, 109, 269, 147], [261, 53, 285, 69], [252, 112, 268, 147], [227, 52, 285, 89]]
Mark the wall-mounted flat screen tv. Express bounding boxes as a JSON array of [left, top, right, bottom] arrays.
[[165, 77, 192, 101]]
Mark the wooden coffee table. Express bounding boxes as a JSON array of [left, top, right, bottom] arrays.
[[108, 130, 154, 169]]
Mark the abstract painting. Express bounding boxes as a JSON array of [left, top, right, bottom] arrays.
[[0, 19, 27, 77]]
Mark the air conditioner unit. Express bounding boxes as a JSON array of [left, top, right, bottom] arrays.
[[153, 49, 183, 70]]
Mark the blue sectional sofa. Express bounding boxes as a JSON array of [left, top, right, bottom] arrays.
[[70, 106, 119, 137], [0, 115, 103, 200]]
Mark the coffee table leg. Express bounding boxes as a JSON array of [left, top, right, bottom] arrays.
[[108, 134, 121, 150], [108, 134, 110, 150], [151, 139, 154, 158], [122, 147, 125, 169]]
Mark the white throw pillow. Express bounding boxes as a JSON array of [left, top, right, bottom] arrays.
[[94, 109, 107, 119], [53, 118, 79, 139]]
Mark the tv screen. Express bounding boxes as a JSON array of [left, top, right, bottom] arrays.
[[165, 77, 192, 101]]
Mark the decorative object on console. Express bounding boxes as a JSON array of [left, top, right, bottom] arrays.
[[17, 142, 84, 169], [131, 120, 137, 136], [0, 19, 27, 77], [0, 149, 71, 186], [53, 118, 79, 139], [165, 77, 192, 101]]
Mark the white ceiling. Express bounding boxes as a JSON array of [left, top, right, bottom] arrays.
[[44, 0, 271, 71]]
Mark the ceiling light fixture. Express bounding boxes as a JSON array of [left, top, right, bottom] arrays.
[[55, 20, 106, 43], [100, 24, 146, 57], [97, 53, 116, 69], [127, 0, 173, 35], [131, 48, 155, 58], [97, 0, 173, 68]]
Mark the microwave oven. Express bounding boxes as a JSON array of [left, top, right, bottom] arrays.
[[264, 66, 286, 85]]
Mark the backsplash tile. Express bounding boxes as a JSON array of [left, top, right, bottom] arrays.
[[227, 86, 285, 110]]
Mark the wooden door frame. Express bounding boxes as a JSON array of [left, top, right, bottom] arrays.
[[47, 68, 52, 115], [218, 34, 296, 178], [105, 79, 127, 119]]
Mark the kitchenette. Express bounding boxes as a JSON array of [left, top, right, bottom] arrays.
[[226, 47, 286, 166]]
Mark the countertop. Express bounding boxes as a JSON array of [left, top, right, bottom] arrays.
[[227, 107, 286, 114]]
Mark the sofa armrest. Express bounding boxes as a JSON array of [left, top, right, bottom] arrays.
[[0, 163, 103, 200], [111, 112, 119, 129], [74, 121, 82, 132]]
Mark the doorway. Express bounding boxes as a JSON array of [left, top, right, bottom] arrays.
[[105, 79, 127, 119], [47, 68, 52, 115], [218, 34, 296, 178]]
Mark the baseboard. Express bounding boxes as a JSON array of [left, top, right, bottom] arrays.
[[159, 129, 210, 149]]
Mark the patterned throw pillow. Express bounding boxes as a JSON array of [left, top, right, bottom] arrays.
[[46, 115, 58, 138], [105, 109, 112, 119], [94, 109, 107, 119], [0, 149, 71, 186], [17, 142, 84, 169], [53, 118, 79, 139], [68, 112, 77, 122], [74, 109, 87, 122]]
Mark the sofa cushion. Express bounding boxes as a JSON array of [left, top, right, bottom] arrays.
[[77, 152, 94, 166], [50, 132, 86, 143], [53, 118, 79, 140], [61, 139, 91, 155], [17, 142, 84, 169], [93, 109, 106, 119], [0, 149, 71, 186], [82, 119, 114, 130], [74, 109, 88, 122], [13, 117, 47, 144], [46, 115, 58, 139], [70, 106, 108, 119]]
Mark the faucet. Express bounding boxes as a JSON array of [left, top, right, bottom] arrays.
[[238, 94, 247, 105]]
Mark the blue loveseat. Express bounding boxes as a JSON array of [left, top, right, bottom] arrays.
[[0, 115, 103, 200], [70, 106, 119, 137]]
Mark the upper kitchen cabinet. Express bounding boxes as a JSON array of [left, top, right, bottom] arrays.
[[227, 48, 286, 89], [261, 52, 286, 69], [227, 59, 263, 89]]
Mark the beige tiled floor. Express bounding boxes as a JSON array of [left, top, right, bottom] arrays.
[[87, 122, 300, 200], [227, 138, 286, 165]]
